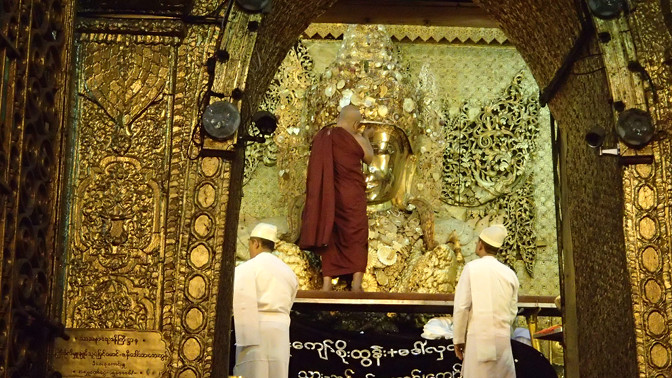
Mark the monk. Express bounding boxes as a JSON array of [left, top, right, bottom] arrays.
[[300, 105, 373, 291]]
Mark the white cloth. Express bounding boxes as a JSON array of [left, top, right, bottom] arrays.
[[233, 252, 298, 378], [421, 317, 454, 340], [453, 255, 519, 378]]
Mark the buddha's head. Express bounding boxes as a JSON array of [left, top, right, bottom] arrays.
[[360, 122, 414, 205]]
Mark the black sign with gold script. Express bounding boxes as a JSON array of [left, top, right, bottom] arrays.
[[288, 319, 556, 378]]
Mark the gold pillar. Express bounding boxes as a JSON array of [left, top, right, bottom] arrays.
[[595, 2, 672, 376]]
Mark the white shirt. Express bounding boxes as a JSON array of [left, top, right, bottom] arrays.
[[233, 252, 299, 346], [453, 255, 519, 349]]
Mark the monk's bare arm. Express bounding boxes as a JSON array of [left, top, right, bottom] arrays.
[[354, 134, 374, 164]]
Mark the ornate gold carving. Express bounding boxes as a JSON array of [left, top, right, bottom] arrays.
[[60, 6, 251, 376], [609, 3, 672, 373], [641, 246, 661, 273], [649, 343, 670, 369], [77, 17, 185, 38], [647, 311, 667, 336], [65, 32, 172, 330], [184, 307, 205, 333], [190, 0, 224, 17], [483, 176, 538, 275], [240, 24, 556, 295], [304, 23, 509, 45], [644, 279, 663, 303], [168, 9, 261, 375], [0, 0, 74, 374], [441, 73, 541, 207], [275, 241, 322, 289]]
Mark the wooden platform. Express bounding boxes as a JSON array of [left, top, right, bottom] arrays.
[[294, 290, 561, 316]]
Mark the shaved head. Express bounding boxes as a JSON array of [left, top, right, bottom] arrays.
[[338, 105, 362, 124]]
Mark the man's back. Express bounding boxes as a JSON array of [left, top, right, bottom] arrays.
[[453, 255, 519, 378], [236, 252, 298, 316], [233, 252, 298, 378], [253, 252, 298, 315], [466, 256, 519, 335]]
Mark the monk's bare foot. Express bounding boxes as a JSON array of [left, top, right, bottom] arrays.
[[351, 272, 364, 293], [322, 276, 333, 291]]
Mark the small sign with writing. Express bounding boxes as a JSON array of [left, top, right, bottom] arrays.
[[52, 329, 170, 377]]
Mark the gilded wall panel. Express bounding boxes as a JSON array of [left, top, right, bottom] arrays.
[[164, 24, 221, 376], [64, 32, 177, 330], [167, 27, 236, 374], [624, 148, 672, 377], [60, 10, 246, 374]]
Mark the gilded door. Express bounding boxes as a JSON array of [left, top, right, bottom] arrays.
[[0, 0, 74, 376]]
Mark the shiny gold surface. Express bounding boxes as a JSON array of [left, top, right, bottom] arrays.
[[55, 3, 259, 376], [595, 3, 672, 375], [241, 25, 556, 294], [362, 123, 413, 205], [44, 1, 672, 377], [65, 26, 175, 330]]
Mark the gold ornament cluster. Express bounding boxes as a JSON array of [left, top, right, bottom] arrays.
[[307, 25, 420, 141], [441, 73, 541, 207]]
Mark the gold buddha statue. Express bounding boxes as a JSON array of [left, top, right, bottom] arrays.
[[241, 24, 464, 293], [363, 122, 414, 206], [359, 122, 463, 292]]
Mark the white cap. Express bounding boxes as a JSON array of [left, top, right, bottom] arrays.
[[250, 223, 278, 243], [479, 224, 507, 248]]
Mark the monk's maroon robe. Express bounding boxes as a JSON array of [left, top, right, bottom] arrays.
[[299, 127, 368, 276]]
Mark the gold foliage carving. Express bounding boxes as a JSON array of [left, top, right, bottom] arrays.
[[75, 157, 161, 263], [249, 41, 316, 197], [441, 73, 541, 207], [68, 157, 162, 328], [64, 13, 241, 375], [65, 34, 173, 330], [484, 176, 538, 275]]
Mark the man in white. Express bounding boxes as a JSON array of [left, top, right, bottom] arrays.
[[233, 223, 299, 378], [452, 224, 519, 378]]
